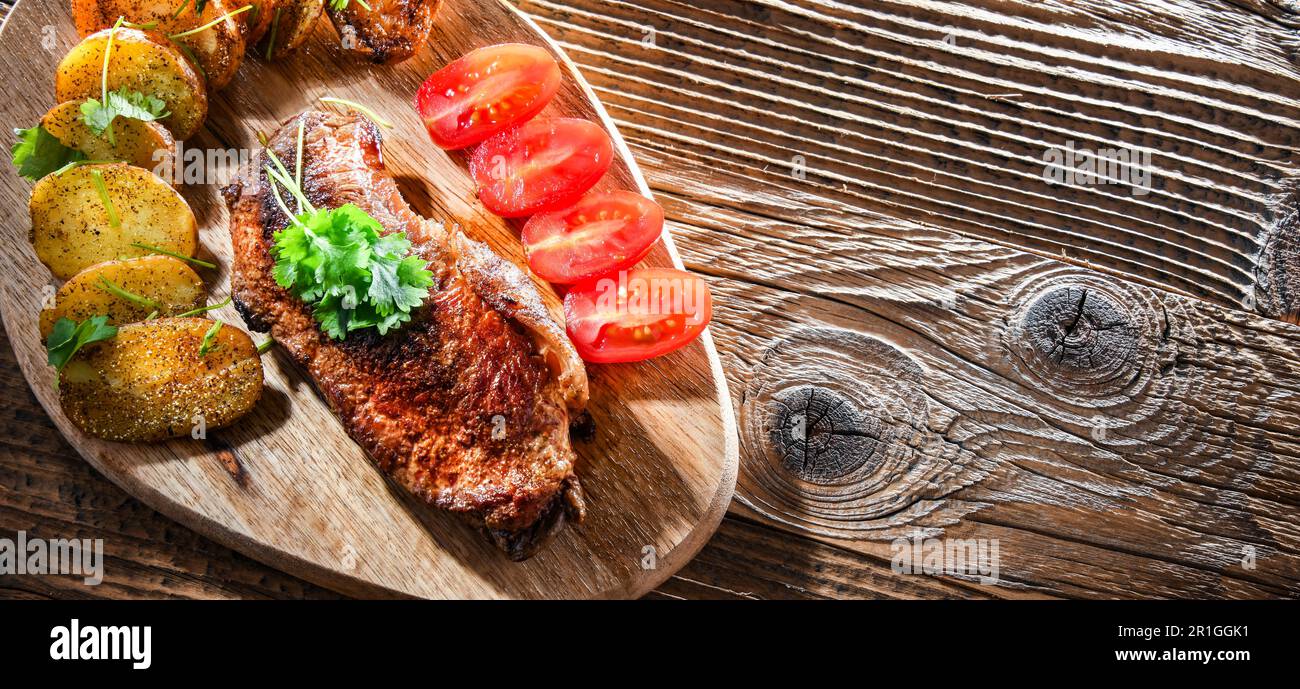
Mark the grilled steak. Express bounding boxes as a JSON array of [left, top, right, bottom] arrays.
[[223, 110, 588, 560]]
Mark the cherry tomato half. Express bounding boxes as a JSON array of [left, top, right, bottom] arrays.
[[415, 43, 562, 150], [469, 118, 613, 218], [522, 191, 664, 284], [563, 268, 712, 363]]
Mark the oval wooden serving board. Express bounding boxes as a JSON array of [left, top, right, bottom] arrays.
[[0, 0, 737, 598]]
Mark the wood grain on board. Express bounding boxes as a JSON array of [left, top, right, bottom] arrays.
[[5, 0, 1300, 599], [0, 0, 736, 599]]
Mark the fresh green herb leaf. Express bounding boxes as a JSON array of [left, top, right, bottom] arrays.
[[89, 169, 121, 229], [52, 158, 123, 177], [270, 203, 433, 340], [262, 142, 432, 341], [10, 126, 84, 182], [199, 320, 222, 356], [319, 96, 392, 128], [265, 6, 281, 59], [168, 4, 253, 40], [80, 89, 169, 139], [95, 276, 160, 310], [171, 40, 207, 80], [256, 337, 274, 354], [176, 296, 231, 318], [45, 315, 118, 377], [128, 242, 217, 269]]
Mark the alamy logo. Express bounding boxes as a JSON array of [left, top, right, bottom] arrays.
[[50, 619, 151, 670], [0, 530, 102, 585], [152, 141, 254, 185], [890, 529, 1000, 584], [1042, 141, 1152, 196]]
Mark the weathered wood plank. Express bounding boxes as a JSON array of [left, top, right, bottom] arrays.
[[519, 0, 1300, 320], [630, 136, 1300, 596]]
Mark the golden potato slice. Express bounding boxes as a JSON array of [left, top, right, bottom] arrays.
[[39, 256, 205, 339], [71, 0, 248, 91], [259, 0, 323, 60], [30, 162, 198, 280], [55, 27, 208, 140], [59, 317, 264, 442], [41, 100, 176, 177]]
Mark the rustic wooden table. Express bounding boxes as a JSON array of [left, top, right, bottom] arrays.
[[4, 0, 1300, 599]]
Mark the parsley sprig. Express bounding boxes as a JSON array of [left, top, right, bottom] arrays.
[[263, 126, 433, 340], [46, 316, 118, 378], [80, 19, 170, 144], [10, 126, 84, 181], [81, 90, 169, 141]]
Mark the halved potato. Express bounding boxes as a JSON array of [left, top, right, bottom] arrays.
[[71, 0, 248, 91], [259, 0, 323, 60], [240, 0, 279, 46], [41, 99, 176, 177], [55, 27, 208, 139], [39, 256, 205, 339], [30, 162, 198, 280], [59, 317, 264, 442]]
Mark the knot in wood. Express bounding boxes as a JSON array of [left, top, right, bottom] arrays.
[[1003, 270, 1207, 457], [1020, 286, 1137, 373], [768, 385, 881, 483], [738, 327, 991, 541]]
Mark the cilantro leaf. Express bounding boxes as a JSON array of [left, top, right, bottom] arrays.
[[199, 321, 223, 357], [270, 202, 432, 341], [45, 316, 118, 376], [11, 125, 84, 182], [80, 90, 169, 138]]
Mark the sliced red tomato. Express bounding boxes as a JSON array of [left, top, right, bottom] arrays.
[[469, 118, 613, 218], [415, 43, 562, 150], [522, 191, 664, 284], [563, 268, 712, 363]]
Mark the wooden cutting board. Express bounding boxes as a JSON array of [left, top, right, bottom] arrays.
[[0, 0, 737, 598]]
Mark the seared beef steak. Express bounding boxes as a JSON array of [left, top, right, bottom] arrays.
[[224, 111, 588, 559]]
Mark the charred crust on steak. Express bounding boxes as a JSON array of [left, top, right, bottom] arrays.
[[486, 478, 586, 561]]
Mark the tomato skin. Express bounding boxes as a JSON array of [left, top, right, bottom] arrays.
[[523, 191, 663, 284], [415, 43, 562, 150], [563, 268, 712, 363], [469, 118, 614, 218]]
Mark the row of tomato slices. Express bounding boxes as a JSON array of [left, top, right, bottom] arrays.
[[414, 43, 712, 364]]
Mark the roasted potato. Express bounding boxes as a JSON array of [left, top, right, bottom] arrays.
[[259, 0, 323, 60], [327, 0, 438, 64], [55, 27, 208, 140], [58, 317, 264, 442], [71, 0, 248, 91], [30, 162, 198, 280], [41, 99, 176, 177], [38, 256, 205, 339], [240, 0, 279, 46]]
